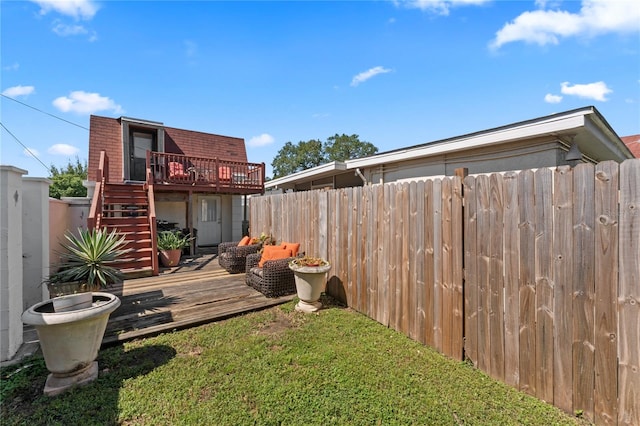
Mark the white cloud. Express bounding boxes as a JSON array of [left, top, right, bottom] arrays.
[[544, 93, 563, 103], [52, 22, 88, 36], [2, 85, 35, 98], [31, 0, 99, 20], [184, 40, 197, 58], [351, 66, 392, 87], [490, 0, 640, 49], [248, 133, 275, 147], [3, 63, 19, 71], [560, 81, 612, 102], [48, 144, 80, 156], [400, 0, 490, 16], [23, 147, 40, 158], [53, 91, 124, 115]]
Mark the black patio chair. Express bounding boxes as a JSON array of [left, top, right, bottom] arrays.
[[245, 252, 297, 298], [218, 241, 261, 274]]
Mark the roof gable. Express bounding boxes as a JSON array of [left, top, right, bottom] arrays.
[[621, 134, 640, 158]]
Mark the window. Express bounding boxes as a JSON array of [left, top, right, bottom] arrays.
[[201, 199, 217, 222]]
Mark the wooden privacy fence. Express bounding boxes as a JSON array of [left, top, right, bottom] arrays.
[[250, 159, 639, 425]]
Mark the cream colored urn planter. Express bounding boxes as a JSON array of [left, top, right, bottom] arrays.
[[289, 263, 331, 313], [21, 292, 121, 396]]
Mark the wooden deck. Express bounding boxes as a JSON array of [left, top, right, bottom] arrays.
[[102, 253, 296, 345]]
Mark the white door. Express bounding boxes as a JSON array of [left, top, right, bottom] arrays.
[[197, 196, 221, 246]]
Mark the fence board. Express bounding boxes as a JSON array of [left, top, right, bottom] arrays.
[[476, 174, 491, 372], [409, 181, 418, 341], [433, 179, 443, 353], [401, 183, 410, 336], [518, 169, 536, 396], [463, 176, 478, 366], [381, 184, 391, 327], [415, 180, 426, 345], [618, 160, 640, 426], [573, 164, 596, 421], [553, 166, 574, 413], [503, 171, 520, 387], [355, 187, 365, 313], [442, 178, 454, 357], [594, 161, 619, 425], [451, 176, 464, 361], [535, 167, 554, 404], [489, 173, 505, 381], [424, 180, 435, 347]]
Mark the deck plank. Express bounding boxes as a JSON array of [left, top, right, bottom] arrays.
[[102, 255, 296, 345]]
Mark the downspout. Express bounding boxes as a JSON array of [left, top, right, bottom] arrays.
[[243, 194, 249, 236], [355, 168, 367, 185]]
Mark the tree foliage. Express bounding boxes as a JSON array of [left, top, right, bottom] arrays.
[[271, 134, 378, 178], [323, 134, 378, 163], [49, 157, 88, 199]]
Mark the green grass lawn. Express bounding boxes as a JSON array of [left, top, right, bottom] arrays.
[[2, 296, 586, 425]]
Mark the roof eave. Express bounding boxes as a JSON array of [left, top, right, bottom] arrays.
[[265, 161, 347, 188]]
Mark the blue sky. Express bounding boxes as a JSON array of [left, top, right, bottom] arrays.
[[2, 0, 639, 179]]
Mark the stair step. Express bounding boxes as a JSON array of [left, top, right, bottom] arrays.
[[102, 209, 149, 215], [115, 257, 153, 270], [121, 240, 153, 250], [104, 223, 150, 232], [103, 198, 148, 205], [120, 267, 154, 279], [102, 216, 149, 225]]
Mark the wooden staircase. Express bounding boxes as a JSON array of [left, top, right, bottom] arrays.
[[100, 182, 155, 278]]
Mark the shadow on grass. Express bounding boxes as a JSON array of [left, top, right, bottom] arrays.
[[1, 344, 176, 425]]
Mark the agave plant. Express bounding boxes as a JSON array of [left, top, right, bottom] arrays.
[[157, 230, 193, 250], [47, 228, 131, 290]]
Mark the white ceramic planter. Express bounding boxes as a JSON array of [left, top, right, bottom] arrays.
[[21, 292, 121, 396], [289, 264, 331, 313]]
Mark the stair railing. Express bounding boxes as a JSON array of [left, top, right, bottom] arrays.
[[88, 151, 109, 230], [146, 156, 159, 275]]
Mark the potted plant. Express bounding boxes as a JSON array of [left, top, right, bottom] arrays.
[[22, 227, 127, 396], [45, 227, 130, 302], [157, 230, 192, 267], [289, 255, 331, 313]]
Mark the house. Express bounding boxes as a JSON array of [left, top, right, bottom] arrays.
[[621, 134, 640, 158], [87, 115, 265, 276], [265, 106, 634, 192]]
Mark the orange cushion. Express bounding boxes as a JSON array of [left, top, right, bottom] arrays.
[[281, 242, 300, 257], [259, 246, 292, 268], [238, 236, 251, 246], [219, 166, 232, 180]]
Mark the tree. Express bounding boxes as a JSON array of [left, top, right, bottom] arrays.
[[49, 157, 88, 199], [271, 139, 324, 178], [271, 134, 378, 178], [323, 134, 378, 162]]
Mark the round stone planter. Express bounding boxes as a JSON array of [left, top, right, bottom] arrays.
[[21, 292, 121, 396], [289, 263, 331, 313]]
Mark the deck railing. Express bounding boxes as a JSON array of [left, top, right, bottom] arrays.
[[148, 151, 265, 193]]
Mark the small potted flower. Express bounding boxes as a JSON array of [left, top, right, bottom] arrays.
[[289, 255, 331, 313]]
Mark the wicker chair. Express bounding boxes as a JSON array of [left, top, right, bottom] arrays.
[[218, 241, 261, 274], [245, 252, 296, 298]]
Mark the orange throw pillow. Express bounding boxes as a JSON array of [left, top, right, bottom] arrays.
[[281, 242, 300, 257], [259, 246, 293, 267], [238, 236, 251, 246]]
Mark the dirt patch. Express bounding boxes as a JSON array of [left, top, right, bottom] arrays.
[[256, 309, 300, 337]]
